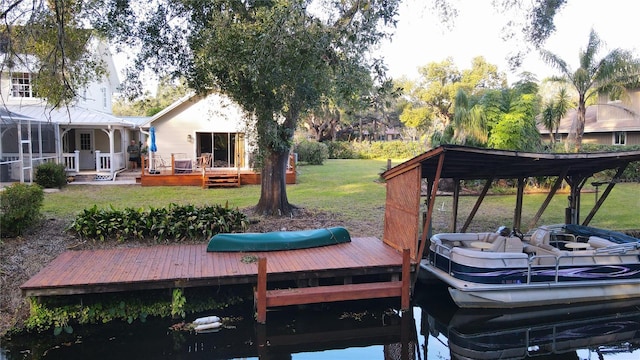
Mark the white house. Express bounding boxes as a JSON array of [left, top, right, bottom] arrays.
[[141, 92, 253, 171], [0, 37, 137, 182]]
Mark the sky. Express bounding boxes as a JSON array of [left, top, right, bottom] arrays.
[[378, 0, 639, 83], [115, 0, 638, 93]]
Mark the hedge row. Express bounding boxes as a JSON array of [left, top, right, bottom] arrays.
[[68, 203, 249, 242]]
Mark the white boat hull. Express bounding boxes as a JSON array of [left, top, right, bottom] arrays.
[[421, 260, 640, 308]]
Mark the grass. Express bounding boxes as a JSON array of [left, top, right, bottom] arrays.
[[439, 187, 640, 233], [42, 159, 639, 233], [41, 159, 391, 219]]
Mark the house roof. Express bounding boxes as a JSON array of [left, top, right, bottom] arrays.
[[140, 92, 198, 128], [382, 145, 640, 181], [0, 108, 39, 124], [539, 104, 640, 134], [4, 104, 134, 127]]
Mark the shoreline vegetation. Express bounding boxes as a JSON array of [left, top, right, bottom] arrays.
[[1, 159, 638, 336]]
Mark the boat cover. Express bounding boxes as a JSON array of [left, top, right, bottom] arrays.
[[564, 224, 640, 244], [206, 227, 351, 252]]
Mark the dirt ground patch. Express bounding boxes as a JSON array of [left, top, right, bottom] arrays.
[[0, 207, 383, 336]]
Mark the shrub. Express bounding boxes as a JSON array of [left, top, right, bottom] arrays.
[[35, 162, 67, 188], [580, 144, 640, 182], [0, 183, 45, 237], [350, 140, 424, 159], [295, 140, 329, 165], [68, 203, 249, 242], [325, 141, 357, 159]]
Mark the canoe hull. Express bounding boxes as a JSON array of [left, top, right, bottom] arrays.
[[207, 227, 351, 252]]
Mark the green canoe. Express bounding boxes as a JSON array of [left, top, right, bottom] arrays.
[[206, 227, 351, 252]]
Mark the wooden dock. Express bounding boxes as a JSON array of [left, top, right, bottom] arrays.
[[20, 237, 410, 297]]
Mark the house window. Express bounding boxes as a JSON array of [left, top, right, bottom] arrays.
[[101, 87, 107, 108], [80, 133, 92, 150], [614, 132, 626, 145], [196, 132, 244, 168], [10, 72, 38, 98]]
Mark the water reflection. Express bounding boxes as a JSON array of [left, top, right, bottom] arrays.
[[1, 300, 418, 360], [4, 285, 640, 359], [416, 283, 640, 359]]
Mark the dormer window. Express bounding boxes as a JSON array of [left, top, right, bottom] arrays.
[[101, 87, 107, 108], [10, 72, 38, 98]]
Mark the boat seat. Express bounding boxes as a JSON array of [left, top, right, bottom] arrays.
[[482, 236, 506, 252], [504, 237, 524, 253], [588, 236, 617, 249], [529, 227, 551, 246]]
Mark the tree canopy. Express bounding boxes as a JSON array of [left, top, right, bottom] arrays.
[[102, 0, 401, 215], [2, 0, 574, 215]]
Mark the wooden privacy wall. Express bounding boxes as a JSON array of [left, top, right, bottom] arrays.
[[383, 165, 421, 261]]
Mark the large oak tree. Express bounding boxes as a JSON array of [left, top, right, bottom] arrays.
[[3, 0, 571, 215], [105, 0, 401, 215]]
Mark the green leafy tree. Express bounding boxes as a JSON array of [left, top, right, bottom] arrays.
[[540, 29, 640, 151], [2, 0, 107, 108], [450, 89, 487, 146], [113, 77, 190, 117], [103, 0, 401, 215], [488, 93, 541, 151], [404, 57, 505, 145]]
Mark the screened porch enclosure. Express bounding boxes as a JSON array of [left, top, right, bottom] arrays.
[[0, 120, 58, 182], [196, 132, 245, 168]]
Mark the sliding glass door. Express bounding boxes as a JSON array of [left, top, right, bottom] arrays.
[[196, 132, 244, 168]]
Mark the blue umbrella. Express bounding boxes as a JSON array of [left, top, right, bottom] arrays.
[[150, 127, 157, 153], [149, 127, 158, 172]]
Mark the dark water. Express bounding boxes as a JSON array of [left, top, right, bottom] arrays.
[[3, 283, 640, 360]]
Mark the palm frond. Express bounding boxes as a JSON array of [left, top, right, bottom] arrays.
[[540, 49, 571, 76], [580, 29, 601, 70]]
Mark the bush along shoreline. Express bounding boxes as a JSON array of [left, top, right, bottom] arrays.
[[21, 287, 247, 335]]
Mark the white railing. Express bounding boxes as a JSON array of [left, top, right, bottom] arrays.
[[113, 151, 124, 171], [63, 151, 80, 173], [2, 153, 59, 182], [95, 151, 125, 173]]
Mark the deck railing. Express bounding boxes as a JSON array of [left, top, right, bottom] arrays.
[[94, 151, 124, 172], [62, 151, 80, 172]]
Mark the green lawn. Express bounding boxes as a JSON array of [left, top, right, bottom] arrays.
[[42, 159, 639, 233]]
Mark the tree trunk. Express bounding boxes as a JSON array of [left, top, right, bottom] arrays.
[[566, 95, 586, 152], [574, 98, 586, 152], [255, 148, 294, 216]]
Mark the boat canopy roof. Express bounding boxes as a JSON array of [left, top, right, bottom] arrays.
[[382, 145, 640, 182], [380, 145, 640, 262]]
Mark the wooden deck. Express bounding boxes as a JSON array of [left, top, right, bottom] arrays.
[[138, 168, 297, 187], [138, 154, 296, 186], [20, 237, 409, 297]]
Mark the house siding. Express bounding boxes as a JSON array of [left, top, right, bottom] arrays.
[[540, 89, 640, 148], [147, 93, 250, 166], [627, 132, 640, 146]]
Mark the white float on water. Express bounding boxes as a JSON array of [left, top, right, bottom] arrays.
[[194, 321, 222, 332], [192, 316, 221, 325]]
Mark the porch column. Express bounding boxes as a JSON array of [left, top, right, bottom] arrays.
[[108, 127, 115, 177], [95, 150, 102, 171]]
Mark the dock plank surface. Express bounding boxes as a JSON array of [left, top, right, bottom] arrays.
[[21, 237, 404, 296]]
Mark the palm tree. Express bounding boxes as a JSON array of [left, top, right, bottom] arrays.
[[451, 89, 488, 146], [540, 101, 557, 144], [552, 87, 571, 142], [540, 29, 640, 151], [540, 87, 572, 144]]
